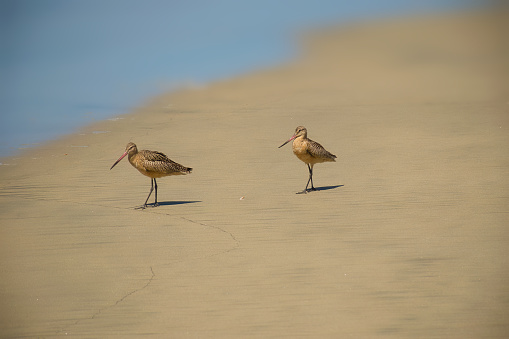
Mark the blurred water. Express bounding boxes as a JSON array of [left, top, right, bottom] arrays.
[[0, 0, 487, 157]]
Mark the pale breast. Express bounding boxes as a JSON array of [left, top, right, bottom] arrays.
[[292, 138, 315, 164], [292, 137, 336, 165]]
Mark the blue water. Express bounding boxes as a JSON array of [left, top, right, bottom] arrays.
[[0, 0, 487, 157]]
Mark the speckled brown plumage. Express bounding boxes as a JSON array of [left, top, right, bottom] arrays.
[[279, 126, 336, 193], [111, 142, 192, 208], [125, 143, 192, 178]]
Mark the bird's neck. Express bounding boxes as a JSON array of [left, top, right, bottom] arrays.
[[295, 135, 306, 142], [127, 152, 137, 163]]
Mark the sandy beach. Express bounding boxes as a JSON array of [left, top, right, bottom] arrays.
[[1, 9, 508, 338]]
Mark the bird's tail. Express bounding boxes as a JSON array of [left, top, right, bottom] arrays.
[[185, 167, 193, 174]]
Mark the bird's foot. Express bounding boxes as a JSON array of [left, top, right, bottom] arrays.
[[134, 202, 158, 209], [296, 187, 317, 194]]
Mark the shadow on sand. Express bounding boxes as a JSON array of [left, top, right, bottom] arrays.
[[315, 185, 343, 191], [134, 201, 201, 209], [157, 201, 201, 206], [297, 185, 344, 194]]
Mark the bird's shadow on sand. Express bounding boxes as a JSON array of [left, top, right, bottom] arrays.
[[315, 185, 343, 191], [134, 201, 201, 209], [156, 201, 201, 206], [297, 185, 344, 194]]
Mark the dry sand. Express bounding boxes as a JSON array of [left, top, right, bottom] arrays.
[[1, 9, 508, 338]]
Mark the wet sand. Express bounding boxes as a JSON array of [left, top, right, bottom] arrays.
[[1, 9, 508, 338]]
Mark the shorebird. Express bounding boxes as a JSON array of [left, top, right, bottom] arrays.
[[279, 126, 336, 193], [110, 142, 192, 208]]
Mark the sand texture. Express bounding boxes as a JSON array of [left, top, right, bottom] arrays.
[[1, 9, 508, 338]]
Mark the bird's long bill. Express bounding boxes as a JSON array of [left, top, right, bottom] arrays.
[[278, 135, 296, 148], [110, 151, 128, 170]]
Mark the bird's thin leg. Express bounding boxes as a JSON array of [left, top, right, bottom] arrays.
[[153, 178, 159, 207], [309, 164, 316, 191], [305, 164, 313, 191], [143, 178, 154, 208], [298, 164, 313, 194]]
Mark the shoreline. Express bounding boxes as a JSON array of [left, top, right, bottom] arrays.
[[1, 9, 508, 338], [1, 5, 500, 160]]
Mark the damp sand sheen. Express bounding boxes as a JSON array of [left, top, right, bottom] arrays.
[[0, 10, 508, 338]]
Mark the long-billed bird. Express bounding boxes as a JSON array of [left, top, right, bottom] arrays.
[[110, 142, 192, 208], [279, 126, 336, 193]]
